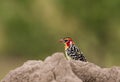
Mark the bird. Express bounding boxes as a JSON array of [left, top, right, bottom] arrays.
[[59, 37, 87, 62]]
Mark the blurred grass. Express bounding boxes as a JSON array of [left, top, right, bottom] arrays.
[[0, 0, 120, 80]]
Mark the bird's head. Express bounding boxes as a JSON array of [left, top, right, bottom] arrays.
[[59, 37, 74, 48]]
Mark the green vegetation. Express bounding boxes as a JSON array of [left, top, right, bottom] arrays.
[[0, 0, 120, 79]]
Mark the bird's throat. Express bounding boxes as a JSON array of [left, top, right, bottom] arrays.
[[64, 41, 74, 50]]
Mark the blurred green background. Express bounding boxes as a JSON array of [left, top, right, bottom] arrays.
[[0, 0, 120, 80]]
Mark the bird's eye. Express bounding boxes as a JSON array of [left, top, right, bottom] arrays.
[[64, 40, 68, 42]]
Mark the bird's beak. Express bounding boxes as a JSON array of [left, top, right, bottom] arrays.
[[59, 39, 64, 43]]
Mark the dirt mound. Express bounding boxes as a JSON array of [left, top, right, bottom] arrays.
[[1, 53, 120, 82]]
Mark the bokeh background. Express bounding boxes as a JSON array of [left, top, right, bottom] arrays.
[[0, 0, 120, 80]]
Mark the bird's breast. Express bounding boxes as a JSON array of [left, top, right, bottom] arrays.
[[65, 50, 72, 60]]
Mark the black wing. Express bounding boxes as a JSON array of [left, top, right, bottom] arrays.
[[66, 44, 87, 62]]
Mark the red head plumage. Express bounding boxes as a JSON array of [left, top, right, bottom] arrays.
[[59, 37, 74, 47]]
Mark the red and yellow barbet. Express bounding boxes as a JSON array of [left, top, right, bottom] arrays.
[[60, 37, 87, 62]]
